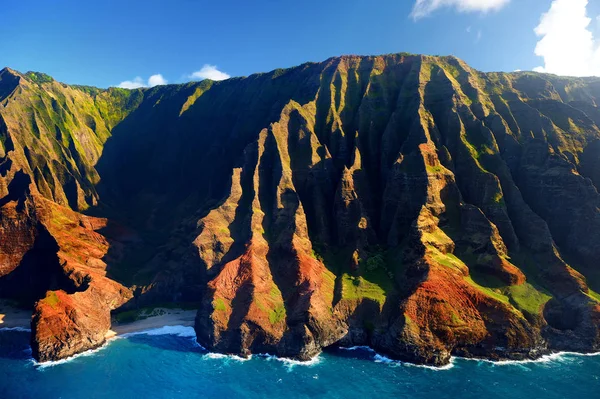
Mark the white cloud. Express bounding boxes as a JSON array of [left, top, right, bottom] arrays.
[[118, 74, 168, 89], [188, 64, 230, 81], [118, 76, 146, 89], [411, 0, 510, 20], [148, 74, 167, 86], [117, 65, 230, 88], [533, 0, 600, 76]]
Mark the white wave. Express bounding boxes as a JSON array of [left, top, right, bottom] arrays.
[[455, 350, 600, 366], [0, 326, 31, 332], [340, 344, 600, 370], [236, 352, 323, 370], [255, 352, 322, 367], [559, 351, 600, 357], [274, 354, 322, 368], [378, 350, 598, 370], [339, 345, 375, 353], [404, 360, 455, 371], [26, 322, 600, 371], [32, 342, 111, 369], [31, 325, 200, 368], [201, 351, 322, 368], [339, 347, 454, 371], [121, 325, 197, 338], [203, 352, 252, 362], [255, 353, 277, 359]]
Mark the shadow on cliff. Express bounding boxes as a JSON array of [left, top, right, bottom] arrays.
[[86, 64, 324, 310], [0, 172, 84, 308]]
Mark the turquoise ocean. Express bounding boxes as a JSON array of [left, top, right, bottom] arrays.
[[1, 326, 598, 399]]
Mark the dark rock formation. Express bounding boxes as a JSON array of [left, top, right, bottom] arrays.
[[1, 55, 600, 365]]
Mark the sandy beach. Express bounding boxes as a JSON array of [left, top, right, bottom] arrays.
[[107, 308, 197, 338], [0, 301, 196, 338]]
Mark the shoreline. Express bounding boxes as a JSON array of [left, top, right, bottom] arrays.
[[106, 308, 197, 338], [2, 307, 598, 369], [0, 305, 198, 336], [24, 328, 600, 370], [335, 345, 600, 370]]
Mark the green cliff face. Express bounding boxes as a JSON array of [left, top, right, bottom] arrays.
[[1, 54, 600, 365]]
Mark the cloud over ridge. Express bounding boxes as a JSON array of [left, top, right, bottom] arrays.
[[117, 64, 231, 89], [118, 74, 167, 89], [188, 65, 230, 81]]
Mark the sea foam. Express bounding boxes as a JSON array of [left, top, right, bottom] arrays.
[[0, 326, 31, 332], [32, 325, 199, 368], [338, 344, 600, 370], [24, 324, 600, 371], [260, 353, 322, 369], [372, 353, 455, 371], [201, 352, 322, 368], [32, 342, 111, 369], [338, 345, 454, 370], [203, 352, 252, 362], [276, 355, 322, 368], [456, 351, 600, 366], [339, 345, 375, 352]]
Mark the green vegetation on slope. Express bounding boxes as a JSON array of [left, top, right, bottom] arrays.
[[25, 71, 54, 84], [41, 291, 60, 309], [507, 283, 552, 317], [340, 274, 387, 306]]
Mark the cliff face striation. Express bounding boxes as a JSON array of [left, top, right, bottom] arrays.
[[1, 55, 600, 365]]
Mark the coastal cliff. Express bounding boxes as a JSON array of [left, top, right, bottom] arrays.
[[1, 55, 600, 365]]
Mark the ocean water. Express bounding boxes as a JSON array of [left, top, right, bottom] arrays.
[[0, 327, 599, 399]]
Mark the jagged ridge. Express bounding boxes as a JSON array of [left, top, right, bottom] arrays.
[[1, 55, 600, 365]]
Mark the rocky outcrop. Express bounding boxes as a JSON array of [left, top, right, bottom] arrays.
[[195, 113, 342, 359], [1, 55, 600, 364], [0, 69, 133, 360], [28, 197, 132, 361]]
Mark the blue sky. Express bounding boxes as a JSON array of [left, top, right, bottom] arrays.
[[1, 0, 599, 88]]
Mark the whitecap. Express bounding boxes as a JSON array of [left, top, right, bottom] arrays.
[[454, 350, 600, 366], [255, 353, 278, 359], [203, 352, 251, 362], [339, 345, 375, 353], [340, 344, 600, 370], [202, 351, 323, 368], [249, 352, 323, 369], [404, 360, 455, 371], [274, 354, 321, 368], [0, 326, 31, 332], [550, 351, 600, 358], [354, 349, 455, 371]]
